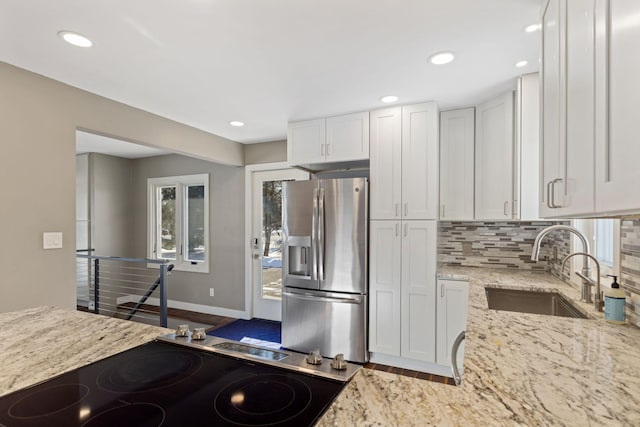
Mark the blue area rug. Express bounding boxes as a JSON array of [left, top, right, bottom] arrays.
[[208, 318, 281, 345]]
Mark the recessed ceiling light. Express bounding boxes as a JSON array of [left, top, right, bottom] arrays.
[[58, 31, 92, 47], [428, 51, 455, 65], [380, 95, 399, 104], [229, 121, 244, 127], [525, 24, 541, 33], [515, 60, 528, 68]]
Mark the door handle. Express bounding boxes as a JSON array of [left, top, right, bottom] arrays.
[[318, 187, 325, 282], [395, 223, 399, 237], [404, 223, 408, 237], [404, 203, 408, 217], [283, 291, 363, 304], [395, 203, 399, 217], [451, 330, 466, 386], [311, 188, 318, 280], [441, 283, 444, 298], [503, 201, 508, 216]]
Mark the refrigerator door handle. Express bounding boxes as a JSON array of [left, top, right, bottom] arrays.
[[318, 187, 325, 282], [311, 188, 319, 281], [283, 290, 363, 305]]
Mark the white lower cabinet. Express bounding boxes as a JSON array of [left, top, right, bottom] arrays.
[[436, 279, 469, 371], [370, 220, 447, 373]]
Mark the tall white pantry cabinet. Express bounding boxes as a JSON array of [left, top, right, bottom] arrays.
[[369, 102, 455, 374]]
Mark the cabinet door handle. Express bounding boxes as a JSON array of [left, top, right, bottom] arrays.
[[546, 178, 563, 208], [395, 223, 399, 237], [441, 283, 444, 298], [451, 330, 466, 386], [404, 203, 408, 217], [404, 223, 408, 237], [395, 203, 399, 217], [503, 201, 508, 216]]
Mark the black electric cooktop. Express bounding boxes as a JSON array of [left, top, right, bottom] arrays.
[[0, 341, 345, 427]]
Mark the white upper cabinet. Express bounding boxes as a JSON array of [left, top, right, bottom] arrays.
[[369, 108, 402, 220], [439, 108, 475, 221], [287, 112, 369, 168], [540, 0, 596, 218], [287, 119, 326, 165], [370, 102, 439, 220], [541, 0, 640, 217], [594, 0, 640, 214], [475, 92, 515, 220], [325, 112, 370, 162], [517, 73, 541, 221], [402, 103, 439, 220]]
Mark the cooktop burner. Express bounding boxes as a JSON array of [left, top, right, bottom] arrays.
[[7, 384, 90, 419], [214, 374, 311, 425], [0, 341, 346, 427], [82, 403, 165, 427], [96, 348, 203, 393]]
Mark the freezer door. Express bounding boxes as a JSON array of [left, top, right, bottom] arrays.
[[281, 288, 368, 363], [318, 178, 368, 293], [282, 180, 319, 290]]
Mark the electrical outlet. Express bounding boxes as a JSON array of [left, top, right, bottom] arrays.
[[209, 288, 215, 297], [88, 302, 95, 311]]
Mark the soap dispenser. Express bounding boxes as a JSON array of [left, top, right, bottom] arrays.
[[604, 275, 626, 324]]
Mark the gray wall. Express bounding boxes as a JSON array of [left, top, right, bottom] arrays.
[[131, 154, 245, 311], [244, 140, 287, 165], [91, 153, 134, 257], [0, 61, 243, 313]]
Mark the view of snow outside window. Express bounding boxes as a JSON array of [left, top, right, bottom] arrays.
[[156, 180, 206, 264], [261, 180, 286, 299]]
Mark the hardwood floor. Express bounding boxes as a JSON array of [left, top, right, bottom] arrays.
[[78, 303, 237, 332], [363, 362, 454, 385]]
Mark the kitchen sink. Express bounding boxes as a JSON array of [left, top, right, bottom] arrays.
[[484, 287, 588, 319]]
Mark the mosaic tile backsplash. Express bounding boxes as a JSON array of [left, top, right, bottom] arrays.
[[621, 219, 640, 327], [438, 221, 570, 272]]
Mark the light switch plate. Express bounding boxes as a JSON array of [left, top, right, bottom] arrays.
[[43, 232, 63, 249]]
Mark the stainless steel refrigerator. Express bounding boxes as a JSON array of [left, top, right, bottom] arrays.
[[281, 177, 368, 363]]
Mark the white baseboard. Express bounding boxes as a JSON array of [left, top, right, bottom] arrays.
[[369, 352, 455, 378], [115, 295, 249, 320]]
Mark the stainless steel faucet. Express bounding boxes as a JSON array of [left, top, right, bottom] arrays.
[[562, 252, 603, 312], [530, 225, 592, 302]]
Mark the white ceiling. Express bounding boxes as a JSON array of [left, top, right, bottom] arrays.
[[1, 0, 542, 145]]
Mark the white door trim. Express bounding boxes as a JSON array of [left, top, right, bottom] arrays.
[[244, 162, 308, 320]]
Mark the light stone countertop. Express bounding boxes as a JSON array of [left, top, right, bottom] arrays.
[[0, 306, 171, 396], [317, 267, 640, 426], [2, 268, 640, 426]]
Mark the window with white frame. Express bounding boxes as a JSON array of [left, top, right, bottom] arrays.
[[573, 218, 619, 280], [148, 174, 209, 273]]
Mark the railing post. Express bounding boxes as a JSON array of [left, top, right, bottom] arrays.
[[93, 258, 100, 313], [159, 262, 168, 327]]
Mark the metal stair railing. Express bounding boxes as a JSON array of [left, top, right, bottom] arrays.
[[76, 254, 173, 327]]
